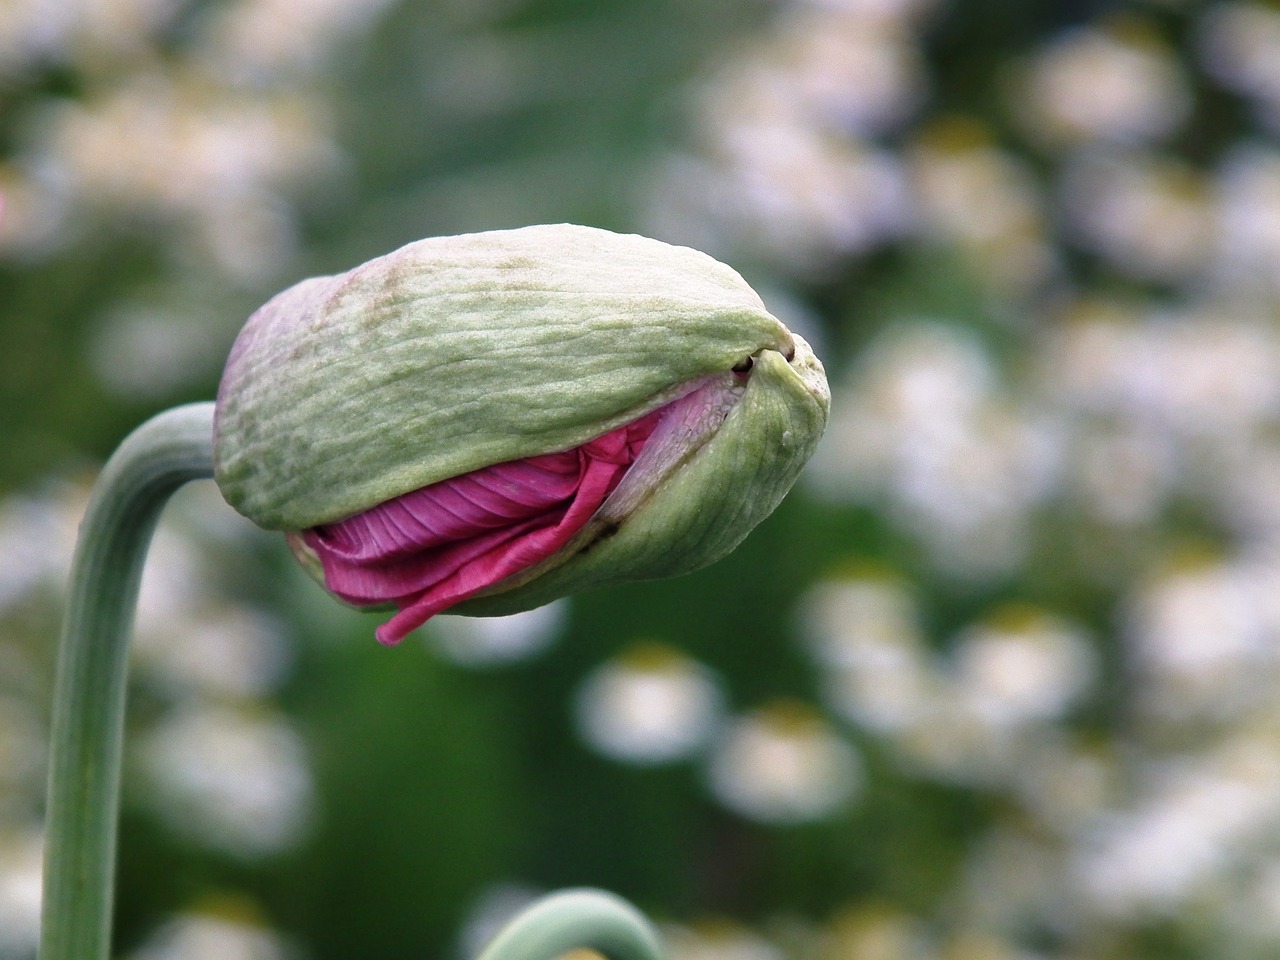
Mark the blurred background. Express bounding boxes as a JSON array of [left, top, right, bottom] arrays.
[[3, 0, 1280, 957]]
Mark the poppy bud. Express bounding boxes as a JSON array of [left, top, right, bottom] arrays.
[[214, 224, 829, 643]]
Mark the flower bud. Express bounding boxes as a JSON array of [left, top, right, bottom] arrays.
[[214, 224, 829, 643]]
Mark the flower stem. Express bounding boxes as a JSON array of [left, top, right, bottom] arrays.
[[38, 401, 664, 960], [39, 403, 215, 960], [477, 889, 664, 960]]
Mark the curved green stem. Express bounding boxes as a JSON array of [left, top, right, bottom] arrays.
[[38, 401, 664, 960], [39, 403, 216, 960], [477, 889, 663, 960]]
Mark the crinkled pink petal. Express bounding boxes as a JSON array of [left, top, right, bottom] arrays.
[[303, 403, 664, 645]]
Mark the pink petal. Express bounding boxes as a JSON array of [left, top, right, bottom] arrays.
[[302, 400, 668, 645]]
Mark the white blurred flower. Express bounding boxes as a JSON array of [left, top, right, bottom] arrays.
[[700, 9, 925, 137], [1017, 21, 1190, 147], [769, 12, 927, 136], [810, 323, 1061, 577], [1220, 442, 1280, 541], [134, 523, 213, 639], [45, 80, 327, 210], [0, 0, 76, 76], [0, 485, 81, 613], [1058, 151, 1212, 282], [709, 123, 912, 266], [1127, 551, 1280, 720], [1068, 420, 1176, 526], [908, 119, 1058, 295], [800, 573, 933, 734], [938, 930, 1035, 960], [1038, 300, 1147, 415], [1075, 736, 1280, 918], [657, 5, 925, 269], [1011, 737, 1117, 833], [820, 904, 933, 960], [650, 130, 911, 269], [0, 0, 183, 74], [194, 0, 397, 84], [1043, 301, 1280, 439], [1198, 2, 1280, 132], [130, 906, 293, 960], [865, 608, 1096, 789], [1143, 309, 1280, 436], [793, 0, 939, 26], [132, 606, 292, 700], [890, 403, 1059, 577], [1212, 144, 1280, 295], [707, 701, 860, 823], [17, 78, 334, 280], [950, 606, 1095, 730], [0, 161, 71, 257], [665, 920, 784, 960], [0, 828, 43, 959], [802, 572, 921, 670], [809, 321, 996, 503], [575, 642, 724, 765], [138, 704, 312, 857], [430, 600, 567, 667]]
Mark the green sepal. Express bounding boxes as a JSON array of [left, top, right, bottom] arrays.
[[214, 224, 793, 530], [454, 335, 829, 616]]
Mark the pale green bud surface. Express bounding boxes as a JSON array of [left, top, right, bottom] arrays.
[[456, 343, 829, 616], [214, 223, 829, 622]]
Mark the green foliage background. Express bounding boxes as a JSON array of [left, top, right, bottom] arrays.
[[3, 1, 1280, 959]]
